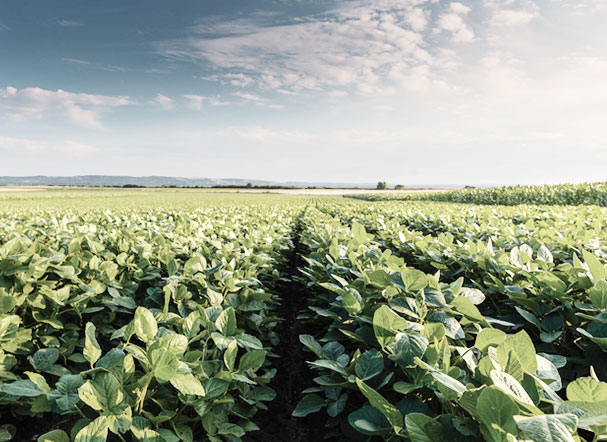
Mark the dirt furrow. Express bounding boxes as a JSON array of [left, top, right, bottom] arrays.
[[249, 220, 327, 442]]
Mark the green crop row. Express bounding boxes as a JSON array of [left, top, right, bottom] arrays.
[[0, 205, 297, 442], [346, 182, 607, 206], [294, 203, 607, 441]]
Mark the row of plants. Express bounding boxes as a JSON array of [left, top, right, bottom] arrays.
[[345, 182, 607, 206], [316, 200, 607, 369], [293, 205, 607, 441], [0, 205, 298, 441], [320, 199, 607, 252]]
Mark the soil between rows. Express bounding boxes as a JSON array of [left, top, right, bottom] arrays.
[[248, 222, 330, 442]]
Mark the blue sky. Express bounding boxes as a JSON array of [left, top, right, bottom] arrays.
[[1, 0, 607, 184]]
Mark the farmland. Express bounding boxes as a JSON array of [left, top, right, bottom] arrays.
[[2, 187, 607, 442]]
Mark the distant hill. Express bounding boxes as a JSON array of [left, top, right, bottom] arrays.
[[0, 176, 454, 189]]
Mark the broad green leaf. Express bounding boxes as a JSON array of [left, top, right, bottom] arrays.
[[215, 308, 237, 336], [78, 382, 103, 411], [48, 374, 84, 414], [106, 406, 132, 435], [504, 351, 525, 382], [459, 287, 486, 305], [405, 413, 443, 442], [415, 358, 467, 395], [373, 305, 408, 348], [292, 394, 325, 417], [0, 379, 43, 397], [74, 416, 109, 442], [477, 386, 519, 442], [217, 423, 245, 437], [355, 349, 384, 381], [401, 268, 428, 292], [348, 406, 391, 437], [452, 296, 489, 325], [153, 333, 188, 356], [223, 340, 238, 371], [245, 386, 276, 402], [84, 322, 102, 367], [500, 330, 537, 373], [590, 280, 607, 310], [0, 428, 13, 442], [0, 295, 16, 314], [169, 373, 205, 396], [476, 328, 506, 353], [389, 332, 428, 367], [78, 372, 123, 411], [351, 222, 368, 244], [341, 288, 363, 315], [356, 378, 403, 432], [235, 333, 263, 350], [203, 378, 229, 399], [299, 335, 323, 358], [428, 311, 465, 340], [583, 250, 606, 283], [134, 307, 157, 344], [556, 401, 607, 429], [567, 377, 607, 402], [183, 255, 205, 275], [30, 348, 60, 371], [489, 370, 535, 408], [25, 371, 51, 394], [422, 322, 445, 341], [149, 349, 179, 383], [37, 429, 70, 442], [515, 307, 542, 329], [309, 359, 348, 376], [537, 245, 554, 263], [514, 414, 577, 442], [536, 355, 562, 391], [238, 350, 266, 371]]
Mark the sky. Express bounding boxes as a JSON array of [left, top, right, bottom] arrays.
[[1, 0, 607, 185]]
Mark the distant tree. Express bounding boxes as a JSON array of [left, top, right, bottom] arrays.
[[394, 184, 404, 190], [376, 181, 387, 190], [246, 182, 253, 188]]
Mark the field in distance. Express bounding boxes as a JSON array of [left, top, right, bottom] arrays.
[[0, 186, 453, 196]]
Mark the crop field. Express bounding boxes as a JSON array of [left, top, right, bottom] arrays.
[[2, 186, 607, 442]]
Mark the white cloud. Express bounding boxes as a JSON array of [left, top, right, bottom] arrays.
[[0, 86, 130, 128], [183, 94, 205, 110], [0, 24, 11, 32], [233, 92, 265, 102], [224, 73, 255, 87], [209, 97, 234, 106], [63, 58, 129, 72], [276, 89, 299, 96], [449, 2, 471, 15], [232, 91, 283, 108], [150, 93, 175, 110], [436, 3, 475, 43], [156, 1, 446, 96], [492, 9, 537, 26], [405, 7, 429, 32], [57, 19, 83, 27]]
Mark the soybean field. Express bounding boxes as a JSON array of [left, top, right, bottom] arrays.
[[2, 187, 607, 442]]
